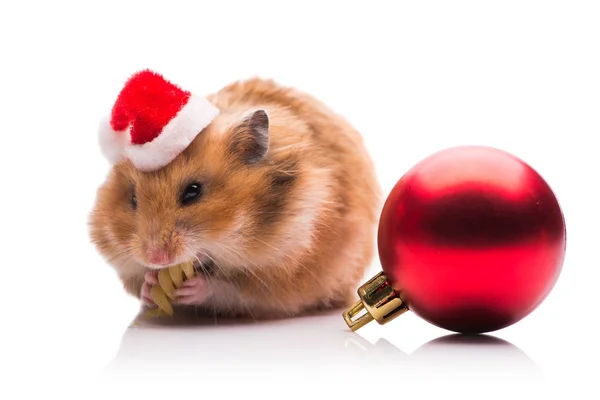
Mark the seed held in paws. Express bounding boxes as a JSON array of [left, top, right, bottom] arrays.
[[143, 262, 196, 318]]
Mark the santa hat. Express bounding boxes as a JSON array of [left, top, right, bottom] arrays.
[[98, 69, 219, 171]]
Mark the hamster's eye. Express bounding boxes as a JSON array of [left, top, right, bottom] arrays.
[[131, 186, 137, 210], [181, 183, 203, 206]]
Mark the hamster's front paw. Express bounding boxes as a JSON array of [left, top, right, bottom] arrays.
[[174, 275, 209, 305], [141, 270, 159, 307]]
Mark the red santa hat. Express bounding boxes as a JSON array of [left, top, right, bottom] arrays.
[[98, 69, 219, 171]]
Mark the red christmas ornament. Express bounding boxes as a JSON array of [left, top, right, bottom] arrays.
[[343, 145, 566, 334]]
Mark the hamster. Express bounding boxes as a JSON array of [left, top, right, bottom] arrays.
[[88, 77, 382, 320]]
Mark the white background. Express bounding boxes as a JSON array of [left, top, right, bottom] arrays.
[[1, 1, 598, 399]]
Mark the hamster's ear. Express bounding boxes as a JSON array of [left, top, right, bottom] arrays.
[[229, 109, 269, 164]]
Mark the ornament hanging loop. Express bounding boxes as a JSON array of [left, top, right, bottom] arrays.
[[343, 271, 408, 331]]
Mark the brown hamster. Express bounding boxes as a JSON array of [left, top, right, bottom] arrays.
[[88, 77, 382, 319]]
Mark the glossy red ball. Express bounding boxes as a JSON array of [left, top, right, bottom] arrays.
[[377, 146, 566, 334]]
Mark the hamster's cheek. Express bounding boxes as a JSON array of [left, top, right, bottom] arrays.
[[198, 204, 244, 243], [100, 192, 138, 246], [109, 215, 137, 244]]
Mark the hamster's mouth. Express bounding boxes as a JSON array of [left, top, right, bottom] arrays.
[[145, 253, 214, 272]]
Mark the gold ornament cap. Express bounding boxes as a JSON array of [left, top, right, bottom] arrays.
[[342, 271, 409, 331]]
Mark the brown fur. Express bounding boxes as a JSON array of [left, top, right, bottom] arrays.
[[89, 77, 382, 319]]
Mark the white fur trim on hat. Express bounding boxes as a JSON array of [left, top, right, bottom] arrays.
[[98, 114, 127, 165]]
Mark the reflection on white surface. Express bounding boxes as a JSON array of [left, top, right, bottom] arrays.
[[101, 307, 540, 388], [401, 333, 539, 381]]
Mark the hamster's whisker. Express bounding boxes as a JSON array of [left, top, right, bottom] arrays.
[[212, 240, 255, 268], [237, 264, 291, 317], [210, 263, 257, 322], [210, 237, 303, 295], [249, 236, 321, 285], [209, 242, 292, 317], [249, 236, 319, 281], [198, 249, 218, 268], [194, 246, 258, 322], [114, 250, 142, 270], [185, 246, 235, 321], [102, 231, 146, 265], [186, 217, 344, 318], [105, 246, 138, 264], [188, 227, 240, 235], [189, 227, 320, 288]]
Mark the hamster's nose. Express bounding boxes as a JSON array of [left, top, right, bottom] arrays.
[[148, 248, 173, 265]]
